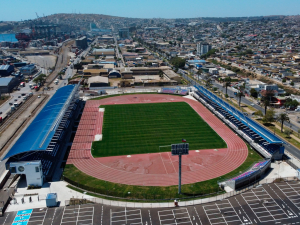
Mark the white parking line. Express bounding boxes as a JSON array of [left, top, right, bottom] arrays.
[[276, 182, 300, 211], [60, 206, 94, 225]]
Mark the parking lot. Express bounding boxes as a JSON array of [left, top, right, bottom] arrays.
[[2, 181, 300, 225]]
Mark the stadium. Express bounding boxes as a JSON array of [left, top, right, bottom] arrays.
[[1, 84, 285, 204], [62, 85, 284, 198]]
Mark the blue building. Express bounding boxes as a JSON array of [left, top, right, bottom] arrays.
[[20, 64, 36, 75], [0, 65, 14, 76]]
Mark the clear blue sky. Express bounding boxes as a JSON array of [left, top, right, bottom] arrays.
[[1, 0, 300, 21]]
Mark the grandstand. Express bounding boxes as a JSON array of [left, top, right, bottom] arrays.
[[2, 84, 80, 187], [193, 85, 285, 160], [161, 87, 189, 95], [224, 159, 271, 190]]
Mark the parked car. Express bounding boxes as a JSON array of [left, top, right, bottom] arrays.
[[9, 102, 13, 105]]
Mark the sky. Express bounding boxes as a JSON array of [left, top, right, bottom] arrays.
[[1, 0, 300, 21]]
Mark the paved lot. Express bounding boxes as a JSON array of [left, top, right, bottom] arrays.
[[3, 182, 300, 225]]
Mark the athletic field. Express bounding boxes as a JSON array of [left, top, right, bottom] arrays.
[[92, 102, 226, 157]]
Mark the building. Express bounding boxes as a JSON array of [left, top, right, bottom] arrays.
[[0, 65, 14, 76], [19, 64, 36, 75], [92, 49, 115, 56], [0, 77, 19, 93], [3, 85, 79, 186], [197, 42, 212, 56], [76, 36, 88, 49], [83, 69, 108, 77], [245, 80, 285, 97], [163, 70, 182, 83], [119, 28, 130, 39], [108, 70, 121, 78], [87, 76, 109, 89]]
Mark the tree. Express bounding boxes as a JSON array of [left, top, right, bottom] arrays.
[[255, 110, 264, 118], [250, 88, 258, 98], [196, 68, 203, 75], [74, 63, 83, 72], [284, 129, 291, 138], [237, 86, 245, 107], [170, 57, 185, 68], [158, 70, 164, 79], [33, 73, 46, 86], [262, 108, 275, 124], [224, 77, 231, 95], [276, 113, 290, 133], [206, 78, 212, 89], [261, 90, 275, 114], [291, 81, 294, 86]]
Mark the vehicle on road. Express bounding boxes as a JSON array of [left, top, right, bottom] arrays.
[[251, 103, 255, 106], [9, 102, 13, 105]]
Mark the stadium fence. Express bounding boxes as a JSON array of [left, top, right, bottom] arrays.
[[63, 175, 299, 206]]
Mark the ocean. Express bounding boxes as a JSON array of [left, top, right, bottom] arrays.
[[0, 33, 17, 42]]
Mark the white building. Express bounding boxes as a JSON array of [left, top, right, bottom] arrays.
[[245, 80, 285, 97], [9, 161, 43, 187], [197, 42, 212, 56]]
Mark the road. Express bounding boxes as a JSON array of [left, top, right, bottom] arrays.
[[45, 40, 74, 86], [180, 72, 300, 160]]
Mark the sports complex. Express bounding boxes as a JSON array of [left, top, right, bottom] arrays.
[[63, 84, 285, 199]]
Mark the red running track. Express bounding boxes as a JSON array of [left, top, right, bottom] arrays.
[[67, 94, 248, 186]]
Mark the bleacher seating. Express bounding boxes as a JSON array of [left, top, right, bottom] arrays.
[[230, 171, 256, 181], [161, 88, 189, 96], [194, 88, 283, 158], [253, 160, 270, 169]]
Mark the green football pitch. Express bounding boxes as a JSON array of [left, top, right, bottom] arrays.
[[91, 102, 227, 157]]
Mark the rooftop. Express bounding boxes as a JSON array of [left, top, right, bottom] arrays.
[[2, 85, 77, 160], [0, 77, 13, 86]]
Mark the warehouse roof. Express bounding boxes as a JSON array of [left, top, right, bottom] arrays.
[[0, 77, 13, 86], [2, 85, 77, 160], [88, 76, 108, 84], [0, 65, 13, 71]]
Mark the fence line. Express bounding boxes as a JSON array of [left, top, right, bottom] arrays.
[[63, 176, 299, 208]]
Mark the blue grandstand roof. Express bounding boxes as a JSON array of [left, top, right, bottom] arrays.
[[195, 85, 284, 144], [2, 85, 77, 160]]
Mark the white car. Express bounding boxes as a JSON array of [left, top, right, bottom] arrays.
[[250, 103, 255, 106]]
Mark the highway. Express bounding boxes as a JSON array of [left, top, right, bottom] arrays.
[[179, 72, 300, 160]]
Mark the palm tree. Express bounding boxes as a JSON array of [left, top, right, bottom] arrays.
[[262, 99, 270, 115], [224, 77, 231, 95], [206, 78, 212, 89], [277, 113, 290, 133], [236, 86, 245, 106]]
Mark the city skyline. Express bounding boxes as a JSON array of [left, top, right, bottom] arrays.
[[1, 0, 300, 21]]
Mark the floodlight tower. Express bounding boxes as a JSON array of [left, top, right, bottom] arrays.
[[171, 143, 189, 194]]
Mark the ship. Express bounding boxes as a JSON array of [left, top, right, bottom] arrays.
[[15, 28, 34, 41], [15, 33, 32, 41]]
